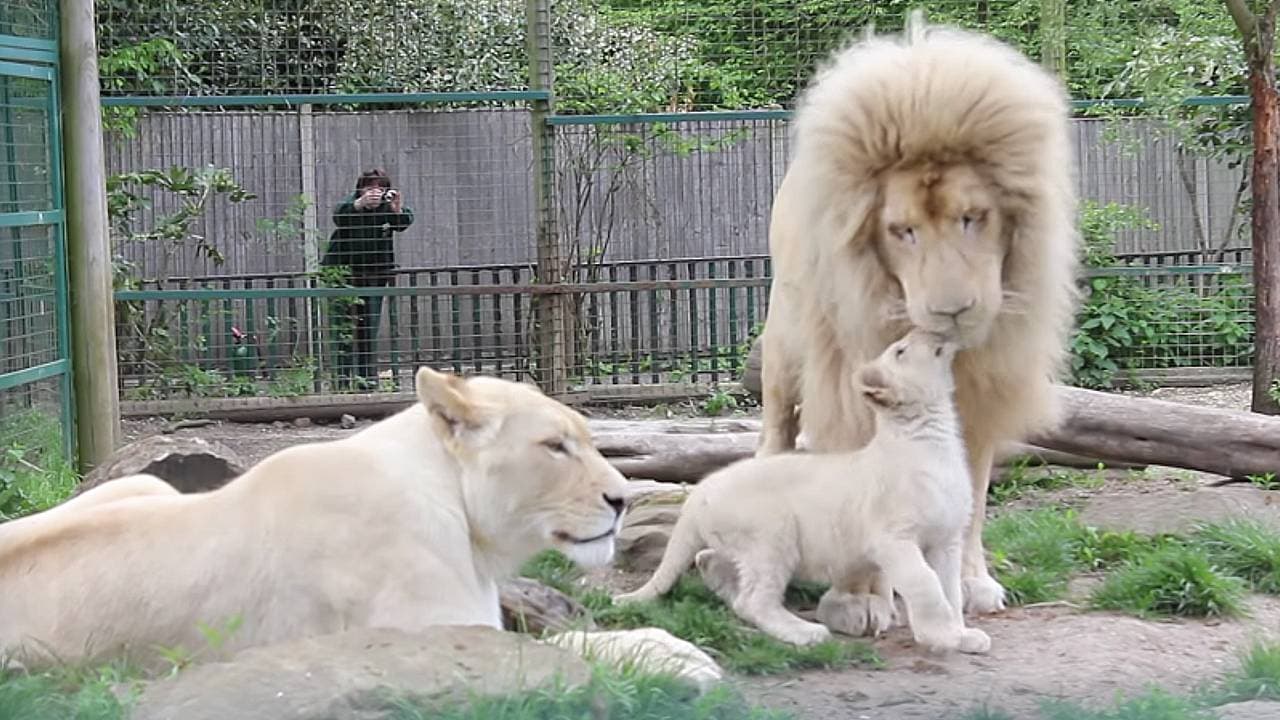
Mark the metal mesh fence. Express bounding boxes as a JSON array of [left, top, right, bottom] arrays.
[[90, 0, 1259, 407]]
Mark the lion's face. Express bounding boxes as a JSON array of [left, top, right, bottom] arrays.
[[414, 368, 629, 569], [876, 164, 1007, 348], [854, 328, 958, 412]]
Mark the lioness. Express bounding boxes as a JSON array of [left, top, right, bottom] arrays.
[[0, 368, 665, 673], [616, 330, 989, 655]]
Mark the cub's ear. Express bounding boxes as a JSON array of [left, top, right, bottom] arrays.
[[415, 367, 481, 435], [854, 364, 900, 409]]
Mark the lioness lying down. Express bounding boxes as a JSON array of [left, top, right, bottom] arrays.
[[0, 368, 720, 687], [616, 330, 989, 655]]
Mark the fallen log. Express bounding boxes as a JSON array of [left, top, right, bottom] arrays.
[[591, 429, 1144, 484], [1029, 385, 1280, 480]]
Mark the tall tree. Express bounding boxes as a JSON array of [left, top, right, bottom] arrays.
[[1225, 0, 1280, 414]]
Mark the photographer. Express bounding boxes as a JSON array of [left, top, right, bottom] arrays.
[[321, 168, 415, 388]]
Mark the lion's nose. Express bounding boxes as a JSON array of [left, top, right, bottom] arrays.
[[603, 494, 626, 517], [928, 299, 975, 320]]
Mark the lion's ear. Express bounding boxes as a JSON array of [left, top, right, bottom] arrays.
[[415, 367, 481, 435], [854, 365, 900, 409]]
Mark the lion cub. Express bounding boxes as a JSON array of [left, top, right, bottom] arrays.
[[615, 329, 989, 654]]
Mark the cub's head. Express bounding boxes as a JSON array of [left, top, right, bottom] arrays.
[[414, 367, 629, 569], [875, 163, 1007, 348], [853, 329, 958, 416]]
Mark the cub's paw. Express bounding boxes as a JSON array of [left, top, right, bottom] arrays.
[[816, 591, 896, 637], [958, 627, 992, 654], [962, 574, 1007, 615], [614, 587, 658, 605]]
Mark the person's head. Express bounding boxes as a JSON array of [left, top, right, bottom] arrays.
[[355, 168, 392, 193]]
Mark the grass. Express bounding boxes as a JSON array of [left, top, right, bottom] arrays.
[[520, 551, 880, 675], [1219, 640, 1280, 701], [1192, 518, 1280, 595], [1090, 543, 1248, 619], [989, 461, 1107, 506], [0, 663, 142, 720], [391, 667, 790, 720], [0, 410, 79, 522]]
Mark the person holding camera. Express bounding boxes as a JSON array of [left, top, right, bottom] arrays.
[[321, 168, 415, 388]]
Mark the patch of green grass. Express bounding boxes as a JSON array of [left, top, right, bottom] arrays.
[[989, 462, 1106, 506], [952, 705, 1017, 720], [0, 662, 143, 720], [1090, 543, 1247, 619], [391, 666, 790, 720], [0, 410, 79, 522], [519, 549, 584, 597], [1038, 687, 1215, 720], [589, 576, 879, 675], [1220, 640, 1280, 701], [1192, 519, 1280, 594]]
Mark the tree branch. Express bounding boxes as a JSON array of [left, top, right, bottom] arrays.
[[1226, 0, 1260, 53]]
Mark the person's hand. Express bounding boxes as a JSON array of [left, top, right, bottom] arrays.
[[388, 190, 402, 213], [354, 187, 384, 210]]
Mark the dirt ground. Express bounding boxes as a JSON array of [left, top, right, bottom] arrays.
[[118, 382, 1280, 719]]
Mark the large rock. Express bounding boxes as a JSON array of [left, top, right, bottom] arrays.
[[129, 626, 592, 720], [617, 487, 689, 573], [1215, 700, 1280, 720], [499, 577, 595, 634], [78, 435, 246, 495], [740, 335, 763, 400]]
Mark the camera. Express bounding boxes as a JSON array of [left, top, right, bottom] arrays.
[[381, 189, 399, 204]]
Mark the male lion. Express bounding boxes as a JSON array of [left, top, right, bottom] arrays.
[[0, 368, 719, 688], [756, 12, 1080, 628], [617, 330, 988, 655]]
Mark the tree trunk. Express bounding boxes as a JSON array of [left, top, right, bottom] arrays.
[[1237, 0, 1280, 414]]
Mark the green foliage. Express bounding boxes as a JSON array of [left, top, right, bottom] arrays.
[[1192, 519, 1280, 595], [1090, 543, 1247, 619], [0, 411, 78, 522], [391, 667, 790, 720], [0, 669, 133, 720], [1067, 201, 1253, 389], [1221, 640, 1280, 702], [97, 39, 198, 137], [1038, 688, 1216, 720]]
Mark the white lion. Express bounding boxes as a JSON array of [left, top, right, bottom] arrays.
[[756, 11, 1080, 629], [616, 330, 989, 655], [0, 368, 720, 690]]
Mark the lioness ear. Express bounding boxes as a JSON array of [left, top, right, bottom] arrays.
[[854, 365, 900, 409], [415, 367, 480, 435]]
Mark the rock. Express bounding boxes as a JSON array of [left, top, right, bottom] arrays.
[[129, 626, 592, 720], [340, 413, 357, 429], [294, 417, 313, 428], [545, 628, 724, 693], [499, 577, 595, 634], [77, 435, 246, 496], [617, 488, 688, 573], [1215, 700, 1280, 720]]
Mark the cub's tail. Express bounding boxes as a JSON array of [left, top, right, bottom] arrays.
[[613, 501, 704, 604]]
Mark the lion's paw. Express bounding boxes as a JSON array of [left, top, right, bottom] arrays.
[[958, 628, 991, 654], [614, 587, 658, 605], [771, 620, 833, 647], [962, 574, 1007, 615], [816, 591, 896, 637]]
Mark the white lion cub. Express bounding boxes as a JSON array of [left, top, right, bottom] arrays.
[[615, 329, 989, 654]]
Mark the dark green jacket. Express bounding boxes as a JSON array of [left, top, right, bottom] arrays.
[[321, 191, 415, 279]]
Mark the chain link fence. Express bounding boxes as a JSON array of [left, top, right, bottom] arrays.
[[92, 0, 1257, 410]]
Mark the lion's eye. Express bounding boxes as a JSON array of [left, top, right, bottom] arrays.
[[542, 439, 569, 456], [961, 210, 987, 231], [895, 346, 907, 358], [889, 224, 916, 243]]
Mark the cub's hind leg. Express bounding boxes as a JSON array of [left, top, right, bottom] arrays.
[[729, 548, 830, 647]]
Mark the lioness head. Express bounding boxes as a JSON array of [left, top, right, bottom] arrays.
[[876, 163, 1007, 348], [853, 328, 958, 413], [414, 367, 629, 569]]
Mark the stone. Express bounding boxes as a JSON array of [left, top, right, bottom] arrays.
[[1215, 700, 1280, 720], [77, 435, 246, 496], [740, 335, 763, 399], [616, 488, 688, 573], [129, 625, 592, 720], [340, 413, 357, 429], [499, 577, 595, 634], [293, 417, 313, 428]]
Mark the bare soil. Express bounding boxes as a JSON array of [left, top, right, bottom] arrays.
[[117, 382, 1280, 719]]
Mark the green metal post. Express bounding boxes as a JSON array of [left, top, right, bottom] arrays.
[[526, 0, 567, 395], [60, 0, 120, 471]]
